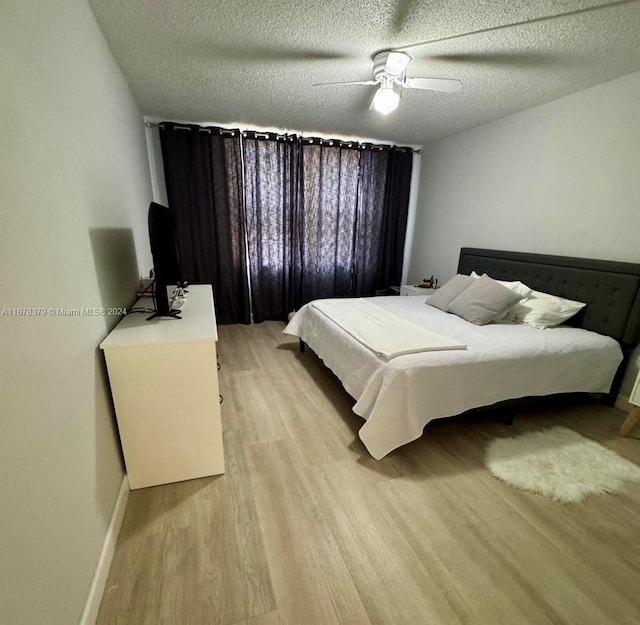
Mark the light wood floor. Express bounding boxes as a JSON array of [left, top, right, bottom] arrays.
[[97, 321, 640, 625]]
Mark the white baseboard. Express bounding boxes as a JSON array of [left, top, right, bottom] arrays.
[[79, 475, 129, 625]]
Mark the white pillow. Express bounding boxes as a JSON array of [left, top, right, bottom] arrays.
[[470, 271, 532, 298], [511, 289, 586, 329], [470, 272, 532, 320]]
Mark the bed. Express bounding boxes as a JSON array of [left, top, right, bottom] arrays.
[[284, 248, 640, 459]]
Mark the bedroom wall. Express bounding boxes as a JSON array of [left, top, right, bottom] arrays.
[[0, 1, 153, 624], [406, 71, 640, 397]]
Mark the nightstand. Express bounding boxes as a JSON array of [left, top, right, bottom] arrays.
[[620, 368, 640, 436], [400, 284, 436, 296]]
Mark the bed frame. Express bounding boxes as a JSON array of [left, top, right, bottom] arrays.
[[458, 248, 640, 404]]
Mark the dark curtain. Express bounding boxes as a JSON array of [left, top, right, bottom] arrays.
[[159, 123, 251, 324], [297, 142, 361, 304], [242, 134, 300, 322], [352, 148, 389, 295], [375, 148, 413, 291], [159, 122, 413, 322]]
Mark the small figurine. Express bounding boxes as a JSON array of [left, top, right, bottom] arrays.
[[417, 275, 438, 289]]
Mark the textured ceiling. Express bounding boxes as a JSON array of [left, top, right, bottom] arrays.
[[88, 0, 640, 144]]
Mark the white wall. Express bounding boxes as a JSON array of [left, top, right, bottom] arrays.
[[407, 71, 640, 396], [0, 1, 153, 624]]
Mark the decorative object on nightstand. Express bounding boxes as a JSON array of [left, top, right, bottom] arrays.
[[418, 275, 438, 289], [620, 366, 640, 436]]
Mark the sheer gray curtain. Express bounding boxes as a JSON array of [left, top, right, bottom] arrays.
[[296, 141, 413, 307], [242, 133, 300, 323], [297, 142, 361, 304]]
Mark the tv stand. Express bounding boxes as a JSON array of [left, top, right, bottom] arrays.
[[100, 285, 224, 489], [145, 284, 187, 321], [145, 309, 182, 321]]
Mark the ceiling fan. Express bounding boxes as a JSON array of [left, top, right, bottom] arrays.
[[313, 50, 462, 115], [309, 0, 634, 115]]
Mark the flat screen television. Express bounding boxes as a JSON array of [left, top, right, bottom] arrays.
[[147, 202, 183, 320]]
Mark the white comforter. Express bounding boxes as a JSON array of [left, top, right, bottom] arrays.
[[284, 296, 623, 459]]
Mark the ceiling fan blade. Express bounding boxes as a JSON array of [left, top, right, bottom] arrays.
[[391, 0, 416, 34], [313, 80, 378, 87], [428, 51, 556, 68], [198, 43, 351, 64], [404, 77, 462, 92], [395, 0, 632, 52]]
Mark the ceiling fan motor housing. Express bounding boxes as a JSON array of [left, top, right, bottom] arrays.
[[373, 50, 411, 81]]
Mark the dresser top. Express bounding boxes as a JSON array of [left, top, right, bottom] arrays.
[[100, 285, 218, 349]]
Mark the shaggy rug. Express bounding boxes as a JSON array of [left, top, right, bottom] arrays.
[[486, 426, 640, 503]]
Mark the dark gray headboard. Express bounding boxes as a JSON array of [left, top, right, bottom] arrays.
[[458, 248, 640, 347]]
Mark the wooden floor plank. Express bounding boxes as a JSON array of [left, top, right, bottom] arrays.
[[307, 458, 465, 625], [97, 430, 275, 625], [246, 439, 372, 625]]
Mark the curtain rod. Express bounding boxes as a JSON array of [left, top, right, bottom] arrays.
[[145, 121, 422, 154]]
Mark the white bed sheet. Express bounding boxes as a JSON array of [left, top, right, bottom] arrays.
[[284, 296, 623, 459]]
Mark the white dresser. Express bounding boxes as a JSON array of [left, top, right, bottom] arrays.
[[100, 285, 225, 489]]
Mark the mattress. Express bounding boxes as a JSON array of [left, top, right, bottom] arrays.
[[284, 295, 623, 459]]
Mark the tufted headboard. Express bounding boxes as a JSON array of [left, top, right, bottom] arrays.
[[458, 248, 640, 404], [458, 248, 640, 347]]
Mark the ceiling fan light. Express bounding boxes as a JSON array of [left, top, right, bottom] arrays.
[[372, 86, 400, 115]]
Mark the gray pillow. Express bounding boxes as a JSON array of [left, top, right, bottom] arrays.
[[447, 274, 524, 325], [426, 274, 475, 311]]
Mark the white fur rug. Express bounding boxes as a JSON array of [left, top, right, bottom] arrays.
[[486, 426, 640, 503]]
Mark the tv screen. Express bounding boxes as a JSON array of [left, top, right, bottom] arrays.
[[148, 202, 182, 318]]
